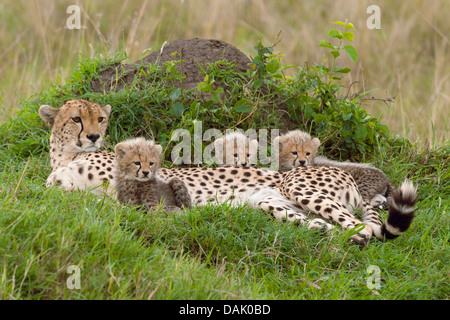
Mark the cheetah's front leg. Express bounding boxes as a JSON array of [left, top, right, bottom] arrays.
[[168, 177, 192, 209]]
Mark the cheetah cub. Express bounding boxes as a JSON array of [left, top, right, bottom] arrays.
[[214, 131, 258, 167], [114, 137, 191, 212], [275, 130, 393, 208], [273, 130, 320, 170]]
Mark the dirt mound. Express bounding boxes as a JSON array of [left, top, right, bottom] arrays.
[[91, 38, 252, 93]]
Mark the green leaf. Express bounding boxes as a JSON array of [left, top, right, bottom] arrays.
[[314, 113, 327, 123], [355, 125, 367, 140], [234, 99, 253, 113], [376, 123, 390, 137], [319, 40, 334, 49], [334, 67, 351, 73], [328, 29, 341, 39], [344, 31, 354, 42], [333, 21, 346, 26], [197, 81, 213, 92], [342, 113, 353, 120], [265, 60, 280, 73], [344, 45, 358, 62], [252, 78, 263, 90], [345, 22, 355, 30], [330, 50, 340, 59], [171, 102, 185, 119]]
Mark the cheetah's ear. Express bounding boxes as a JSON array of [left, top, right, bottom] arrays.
[[115, 142, 129, 158], [273, 135, 286, 148], [154, 144, 163, 156], [103, 104, 112, 117], [249, 139, 259, 152], [214, 137, 224, 164], [214, 137, 224, 155], [39, 105, 59, 127], [311, 137, 321, 150]]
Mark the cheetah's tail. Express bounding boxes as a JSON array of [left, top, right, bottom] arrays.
[[381, 180, 418, 240]]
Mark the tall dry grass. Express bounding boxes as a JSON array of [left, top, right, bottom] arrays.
[[0, 0, 448, 146]]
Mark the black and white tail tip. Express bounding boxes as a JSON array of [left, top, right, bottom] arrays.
[[382, 180, 418, 239]]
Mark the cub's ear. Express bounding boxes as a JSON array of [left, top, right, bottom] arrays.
[[153, 144, 163, 156], [213, 137, 224, 164], [214, 137, 224, 149], [311, 137, 321, 149], [115, 142, 129, 158], [103, 104, 112, 117], [273, 135, 286, 148], [249, 139, 259, 152], [39, 105, 59, 127]]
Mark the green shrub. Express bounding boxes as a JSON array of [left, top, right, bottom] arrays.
[[0, 21, 393, 163]]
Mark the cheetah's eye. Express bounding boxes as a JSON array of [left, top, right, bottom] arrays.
[[98, 117, 105, 123], [291, 151, 298, 156], [134, 161, 141, 166], [72, 117, 82, 123], [149, 162, 155, 166], [233, 153, 238, 158], [306, 152, 311, 156], [246, 154, 250, 158]]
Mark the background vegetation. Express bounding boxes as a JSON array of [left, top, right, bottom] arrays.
[[0, 0, 448, 301], [0, 0, 449, 146]]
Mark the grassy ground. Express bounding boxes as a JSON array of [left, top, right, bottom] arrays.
[[0, 1, 449, 301]]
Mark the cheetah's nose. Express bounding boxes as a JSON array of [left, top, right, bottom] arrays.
[[87, 134, 100, 143], [241, 162, 247, 166], [142, 171, 150, 176], [299, 160, 306, 166]]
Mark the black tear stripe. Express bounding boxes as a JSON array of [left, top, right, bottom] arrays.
[[135, 164, 142, 177], [76, 119, 84, 147]]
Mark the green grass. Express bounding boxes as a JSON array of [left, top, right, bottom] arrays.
[[0, 35, 449, 300]]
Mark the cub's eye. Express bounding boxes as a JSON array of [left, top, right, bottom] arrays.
[[98, 117, 105, 123], [233, 153, 238, 157], [72, 117, 82, 123], [306, 152, 311, 156], [246, 154, 250, 158], [291, 151, 298, 156], [149, 162, 155, 166], [134, 161, 141, 166]]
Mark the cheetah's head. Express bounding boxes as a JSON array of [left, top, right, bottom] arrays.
[[273, 130, 320, 171], [39, 99, 111, 153], [214, 132, 258, 167], [114, 137, 163, 182]]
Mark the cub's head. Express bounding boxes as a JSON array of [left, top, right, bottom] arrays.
[[39, 99, 111, 153], [214, 132, 258, 167], [273, 130, 320, 171], [114, 137, 162, 182]]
